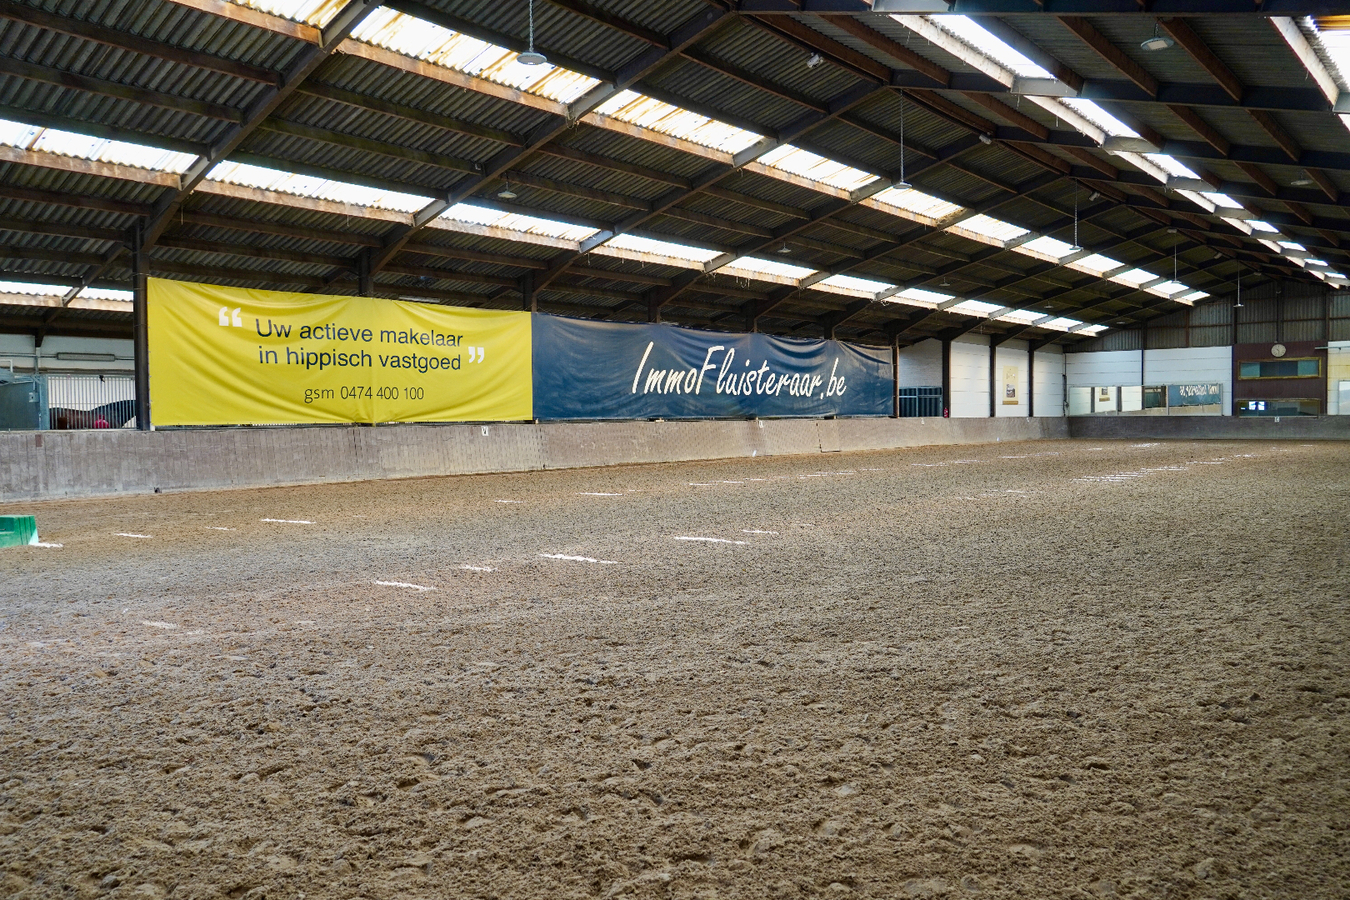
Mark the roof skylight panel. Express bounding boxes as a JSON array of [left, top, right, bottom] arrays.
[[0, 119, 40, 147], [946, 214, 1029, 246], [441, 203, 598, 242], [995, 308, 1046, 324], [1175, 290, 1210, 303], [1024, 96, 1104, 145], [593, 234, 723, 266], [893, 287, 952, 307], [756, 145, 879, 192], [1012, 235, 1077, 262], [1220, 217, 1254, 235], [864, 186, 963, 226], [815, 274, 894, 297], [206, 161, 432, 212], [950, 298, 1003, 316], [1279, 240, 1308, 251], [1248, 220, 1279, 233], [1059, 99, 1139, 139], [1175, 190, 1216, 212], [0, 117, 197, 174], [1201, 192, 1243, 209], [1112, 151, 1173, 184], [1285, 18, 1350, 136], [1312, 23, 1350, 88], [229, 0, 344, 26], [1145, 279, 1191, 298], [1144, 153, 1200, 179], [0, 280, 69, 297], [1068, 253, 1126, 277], [593, 91, 764, 155], [79, 287, 133, 302], [926, 16, 1053, 80], [719, 256, 818, 282], [1109, 268, 1160, 287], [1039, 317, 1079, 331], [1078, 324, 1109, 335], [351, 8, 599, 104]]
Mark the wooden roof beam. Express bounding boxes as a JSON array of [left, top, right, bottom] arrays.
[[142, 0, 385, 249], [0, 56, 245, 122], [1059, 17, 1158, 97], [1157, 18, 1244, 102]]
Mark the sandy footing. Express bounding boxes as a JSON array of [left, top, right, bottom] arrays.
[[2, 438, 1347, 899]]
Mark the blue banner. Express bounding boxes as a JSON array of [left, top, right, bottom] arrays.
[[532, 314, 892, 420]]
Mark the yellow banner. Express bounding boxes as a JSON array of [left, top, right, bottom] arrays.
[[147, 278, 532, 426]]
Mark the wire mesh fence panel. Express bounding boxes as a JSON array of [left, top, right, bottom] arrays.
[[46, 374, 136, 429]]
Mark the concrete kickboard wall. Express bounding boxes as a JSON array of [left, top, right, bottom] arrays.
[[1068, 416, 1350, 440], [2, 417, 1071, 502]]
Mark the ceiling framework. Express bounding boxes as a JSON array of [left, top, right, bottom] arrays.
[[0, 0, 1344, 346]]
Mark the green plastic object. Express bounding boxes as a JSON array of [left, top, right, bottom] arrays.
[[0, 515, 38, 548]]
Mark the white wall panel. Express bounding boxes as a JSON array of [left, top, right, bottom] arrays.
[[896, 338, 942, 386], [1066, 349, 1142, 386], [1144, 346, 1231, 395], [1033, 348, 1064, 416], [950, 335, 989, 417]]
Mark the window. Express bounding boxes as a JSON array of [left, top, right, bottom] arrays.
[[1237, 358, 1321, 379], [1236, 398, 1320, 417]]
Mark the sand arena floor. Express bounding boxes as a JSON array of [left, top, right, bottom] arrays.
[[1, 438, 1347, 900]]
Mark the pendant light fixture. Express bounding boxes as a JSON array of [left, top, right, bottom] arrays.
[[1141, 23, 1174, 52], [776, 242, 792, 255], [497, 181, 518, 200], [1069, 183, 1081, 253], [895, 89, 911, 191], [1234, 272, 1242, 308], [518, 0, 547, 66]]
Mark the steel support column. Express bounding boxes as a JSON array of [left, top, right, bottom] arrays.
[[988, 337, 996, 418], [1027, 346, 1035, 418], [132, 222, 150, 431], [891, 333, 900, 419], [941, 339, 951, 417], [357, 250, 372, 297]]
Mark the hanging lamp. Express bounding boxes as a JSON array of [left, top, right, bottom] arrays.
[[895, 90, 911, 191], [518, 0, 547, 66]]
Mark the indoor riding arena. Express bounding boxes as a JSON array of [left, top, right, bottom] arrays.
[[1, 1, 1348, 899]]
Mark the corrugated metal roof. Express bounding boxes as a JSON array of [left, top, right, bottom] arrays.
[[0, 0, 1339, 338]]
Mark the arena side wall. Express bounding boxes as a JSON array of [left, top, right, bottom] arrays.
[[1067, 416, 1350, 440], [1, 417, 1067, 502]]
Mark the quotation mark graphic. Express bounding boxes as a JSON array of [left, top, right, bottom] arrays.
[[466, 346, 485, 363], [218, 306, 242, 327]]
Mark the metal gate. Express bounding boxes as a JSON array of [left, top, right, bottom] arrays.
[[898, 386, 942, 417]]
